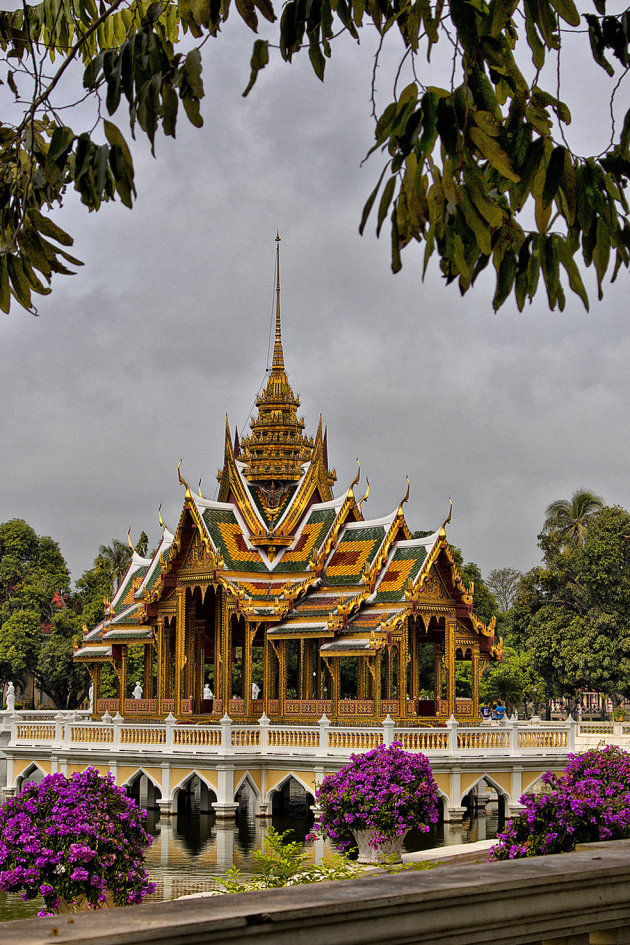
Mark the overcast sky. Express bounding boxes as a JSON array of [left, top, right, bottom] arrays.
[[1, 15, 629, 584]]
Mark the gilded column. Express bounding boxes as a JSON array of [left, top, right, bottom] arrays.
[[446, 616, 456, 718], [143, 645, 153, 700], [119, 646, 128, 716], [304, 640, 314, 699], [278, 640, 287, 718], [410, 621, 418, 701], [385, 648, 393, 700], [91, 663, 100, 716], [213, 592, 221, 709], [399, 630, 408, 721], [175, 590, 185, 717], [194, 629, 204, 713], [263, 634, 271, 716], [298, 639, 305, 699], [156, 619, 164, 716], [244, 622, 254, 719], [434, 643, 442, 716], [333, 661, 341, 719], [374, 651, 382, 719], [221, 604, 231, 711], [472, 646, 480, 719], [316, 649, 323, 700]]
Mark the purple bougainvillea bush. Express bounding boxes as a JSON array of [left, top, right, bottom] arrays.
[[490, 746, 630, 861], [0, 767, 156, 915], [313, 743, 440, 851]]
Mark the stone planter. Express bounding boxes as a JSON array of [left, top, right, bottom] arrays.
[[351, 828, 409, 865], [58, 891, 115, 913]]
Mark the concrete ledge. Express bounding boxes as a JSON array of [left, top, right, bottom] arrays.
[[402, 838, 495, 867], [6, 839, 630, 945]]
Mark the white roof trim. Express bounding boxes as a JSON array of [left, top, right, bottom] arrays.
[[137, 527, 174, 596]]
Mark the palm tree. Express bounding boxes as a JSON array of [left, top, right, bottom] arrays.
[[543, 489, 605, 548], [96, 539, 132, 593]]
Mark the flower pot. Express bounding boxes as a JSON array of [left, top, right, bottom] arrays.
[[351, 828, 410, 865], [57, 891, 115, 913]]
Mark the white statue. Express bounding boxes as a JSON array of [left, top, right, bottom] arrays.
[[88, 684, 94, 712], [203, 684, 213, 700], [6, 681, 15, 712], [252, 682, 261, 700], [132, 681, 143, 700]]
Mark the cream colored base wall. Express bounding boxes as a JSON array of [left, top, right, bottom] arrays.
[[3, 746, 567, 820]]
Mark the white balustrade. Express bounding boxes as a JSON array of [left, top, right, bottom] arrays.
[[4, 709, 582, 759]]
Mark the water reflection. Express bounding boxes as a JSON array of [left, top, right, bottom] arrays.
[[0, 806, 501, 922]]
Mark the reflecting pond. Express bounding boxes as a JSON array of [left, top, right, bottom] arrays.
[[0, 806, 502, 922]]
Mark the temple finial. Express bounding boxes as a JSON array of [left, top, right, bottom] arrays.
[[272, 232, 284, 372]]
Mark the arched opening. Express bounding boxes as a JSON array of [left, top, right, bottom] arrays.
[[174, 774, 217, 855], [270, 776, 314, 841], [234, 777, 258, 853], [15, 764, 45, 792], [175, 773, 217, 815], [126, 771, 162, 810], [461, 777, 507, 840]]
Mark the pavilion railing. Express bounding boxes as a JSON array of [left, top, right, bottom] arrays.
[[3, 710, 578, 757]]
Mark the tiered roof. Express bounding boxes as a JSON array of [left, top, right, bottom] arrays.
[[76, 245, 498, 668]]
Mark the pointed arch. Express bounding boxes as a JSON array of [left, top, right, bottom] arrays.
[[264, 770, 314, 805], [119, 767, 161, 791], [234, 770, 261, 802], [169, 769, 218, 808], [15, 763, 46, 791], [460, 773, 511, 817]]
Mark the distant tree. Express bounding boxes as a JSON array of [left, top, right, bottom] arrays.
[[0, 519, 89, 707], [37, 612, 90, 708], [0, 609, 41, 687], [450, 548, 500, 627], [134, 531, 149, 558], [543, 489, 605, 549], [512, 505, 630, 708], [480, 646, 543, 715], [96, 539, 132, 593], [486, 567, 523, 613]]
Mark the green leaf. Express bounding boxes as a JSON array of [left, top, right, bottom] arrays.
[[29, 210, 74, 247], [162, 82, 178, 136], [308, 38, 326, 81], [359, 164, 389, 236], [542, 234, 560, 308], [103, 119, 133, 169], [593, 217, 611, 298], [542, 146, 565, 208], [549, 0, 579, 27], [183, 47, 204, 98], [493, 249, 517, 310], [391, 209, 402, 273], [556, 236, 589, 311], [235, 0, 258, 31], [0, 255, 10, 313], [469, 127, 520, 182], [460, 190, 491, 256], [377, 176, 396, 237], [620, 108, 630, 156], [243, 39, 269, 96], [7, 254, 32, 310], [48, 125, 75, 162]]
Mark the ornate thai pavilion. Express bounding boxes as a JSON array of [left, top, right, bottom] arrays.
[[75, 241, 500, 725]]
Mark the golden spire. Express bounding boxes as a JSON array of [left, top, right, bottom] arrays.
[[240, 235, 313, 485], [272, 232, 285, 372]]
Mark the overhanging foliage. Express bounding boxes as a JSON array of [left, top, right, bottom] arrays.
[[0, 0, 629, 312]]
